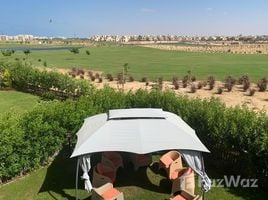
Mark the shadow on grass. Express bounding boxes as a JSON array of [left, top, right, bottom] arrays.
[[38, 147, 90, 200]]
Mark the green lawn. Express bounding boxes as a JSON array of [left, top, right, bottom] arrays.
[[0, 150, 266, 200], [0, 90, 40, 116], [1, 45, 268, 81]]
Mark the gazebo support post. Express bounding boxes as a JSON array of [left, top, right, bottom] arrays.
[[201, 154, 205, 200], [75, 157, 79, 200]]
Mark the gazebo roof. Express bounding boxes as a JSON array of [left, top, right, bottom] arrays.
[[71, 108, 209, 158]]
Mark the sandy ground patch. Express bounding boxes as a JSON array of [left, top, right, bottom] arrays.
[[53, 68, 268, 113]]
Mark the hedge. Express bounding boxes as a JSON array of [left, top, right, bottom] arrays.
[[0, 87, 267, 187], [0, 62, 93, 99]]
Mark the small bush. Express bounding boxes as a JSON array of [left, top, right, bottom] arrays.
[[77, 69, 85, 75], [243, 80, 250, 91], [190, 84, 196, 93], [191, 75, 196, 82], [43, 61, 47, 67], [248, 88, 256, 96], [1, 50, 15, 56], [86, 50, 90, 55], [95, 73, 100, 79], [141, 77, 148, 83], [238, 75, 249, 84], [182, 75, 189, 84], [38, 58, 42, 62], [106, 74, 114, 81], [197, 82, 202, 89], [216, 87, 223, 94], [80, 75, 84, 79], [129, 75, 134, 82], [224, 82, 233, 92], [225, 76, 236, 85], [90, 75, 95, 81], [257, 78, 267, 92], [69, 47, 79, 54], [182, 82, 187, 88], [145, 81, 149, 86], [207, 76, 215, 90], [23, 49, 31, 56], [87, 71, 93, 77], [117, 73, 124, 84], [173, 81, 179, 90], [98, 77, 103, 83]]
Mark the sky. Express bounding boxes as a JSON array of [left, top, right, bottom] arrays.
[[0, 0, 268, 37]]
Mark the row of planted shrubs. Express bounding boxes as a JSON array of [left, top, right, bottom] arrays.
[[0, 86, 267, 187], [0, 62, 93, 99]]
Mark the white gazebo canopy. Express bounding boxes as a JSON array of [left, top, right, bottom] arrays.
[[71, 108, 211, 199], [71, 108, 209, 157]]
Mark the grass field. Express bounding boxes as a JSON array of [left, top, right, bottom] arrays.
[[0, 90, 40, 116], [1, 44, 268, 81], [0, 150, 266, 200]]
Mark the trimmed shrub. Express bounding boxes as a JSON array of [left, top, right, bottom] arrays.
[[207, 76, 215, 90], [106, 74, 114, 81], [190, 84, 196, 93], [182, 75, 189, 84], [243, 80, 250, 91], [117, 73, 124, 84], [224, 82, 233, 92], [173, 81, 179, 90], [141, 77, 148, 83], [197, 82, 203, 89], [216, 87, 223, 94], [191, 75, 196, 82], [87, 71, 93, 77], [90, 75, 95, 82], [225, 75, 236, 85], [95, 73, 100, 79], [129, 75, 134, 82], [238, 75, 249, 84], [257, 78, 267, 92]]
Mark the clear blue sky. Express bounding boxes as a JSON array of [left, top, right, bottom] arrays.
[[0, 0, 267, 37]]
